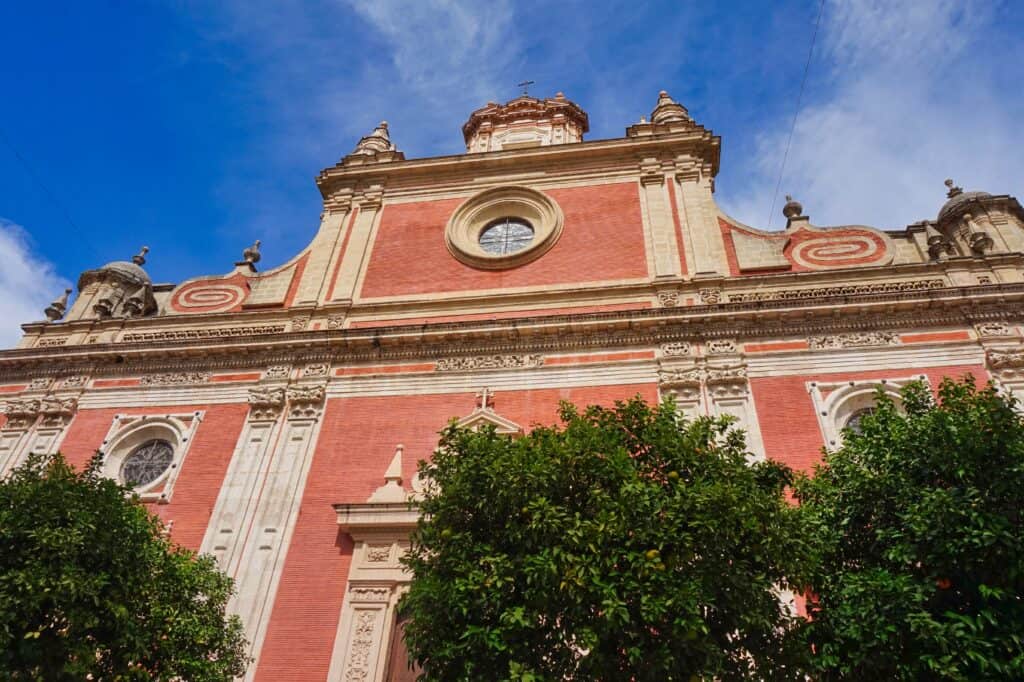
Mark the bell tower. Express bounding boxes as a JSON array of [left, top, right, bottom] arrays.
[[461, 92, 589, 153]]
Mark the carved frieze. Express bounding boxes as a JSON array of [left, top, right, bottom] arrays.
[[345, 610, 378, 679], [1, 399, 42, 430], [248, 386, 286, 421], [348, 587, 392, 603], [729, 279, 945, 303], [808, 332, 899, 350], [36, 337, 68, 348], [290, 316, 310, 333], [27, 377, 54, 391], [121, 325, 287, 343], [327, 314, 345, 330], [435, 354, 543, 372], [139, 372, 212, 386], [987, 349, 1024, 379]]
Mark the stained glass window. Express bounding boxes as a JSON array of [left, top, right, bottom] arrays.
[[120, 439, 174, 487], [478, 217, 534, 255]]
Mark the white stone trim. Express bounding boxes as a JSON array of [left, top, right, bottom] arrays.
[[98, 412, 203, 503], [807, 375, 927, 450]]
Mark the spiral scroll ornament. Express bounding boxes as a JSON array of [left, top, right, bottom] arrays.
[[170, 282, 248, 313]]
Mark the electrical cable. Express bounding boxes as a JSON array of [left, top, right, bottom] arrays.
[[767, 0, 826, 229]]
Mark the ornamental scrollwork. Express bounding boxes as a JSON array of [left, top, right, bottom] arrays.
[[808, 332, 899, 350], [139, 372, 212, 386], [286, 384, 326, 420], [706, 339, 737, 354], [435, 354, 543, 372], [657, 291, 680, 308], [121, 325, 287, 343], [660, 342, 691, 357], [698, 288, 722, 305], [975, 321, 1013, 337], [248, 386, 286, 421]]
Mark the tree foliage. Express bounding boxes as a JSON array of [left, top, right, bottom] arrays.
[[401, 397, 812, 681], [0, 452, 247, 681], [796, 377, 1024, 680]]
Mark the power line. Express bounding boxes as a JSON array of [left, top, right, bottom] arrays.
[[767, 0, 826, 229], [0, 125, 103, 261]]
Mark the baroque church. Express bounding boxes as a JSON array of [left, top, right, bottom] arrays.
[[2, 90, 1023, 681]]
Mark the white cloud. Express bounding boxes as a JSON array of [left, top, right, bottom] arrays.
[[721, 0, 1024, 231], [0, 219, 72, 348]]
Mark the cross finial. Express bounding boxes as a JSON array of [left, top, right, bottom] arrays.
[[517, 80, 535, 96], [476, 387, 494, 410]]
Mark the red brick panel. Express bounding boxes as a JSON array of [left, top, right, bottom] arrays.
[[900, 331, 971, 344], [59, 403, 248, 551], [752, 363, 986, 473], [358, 183, 650, 299], [255, 383, 658, 681], [0, 384, 26, 394]]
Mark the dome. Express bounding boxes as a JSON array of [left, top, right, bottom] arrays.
[[938, 179, 991, 222], [77, 247, 152, 291], [97, 260, 151, 284]]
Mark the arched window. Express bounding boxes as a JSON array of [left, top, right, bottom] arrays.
[[98, 413, 202, 502]]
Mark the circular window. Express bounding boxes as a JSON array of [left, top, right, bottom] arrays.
[[844, 408, 874, 435], [478, 217, 535, 255], [120, 439, 174, 488], [446, 186, 563, 269]]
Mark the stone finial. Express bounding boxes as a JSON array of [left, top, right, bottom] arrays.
[[131, 246, 149, 266], [44, 288, 72, 322], [352, 121, 396, 156], [367, 444, 408, 503], [243, 239, 262, 265], [944, 178, 963, 198], [782, 194, 804, 219], [650, 90, 692, 124]]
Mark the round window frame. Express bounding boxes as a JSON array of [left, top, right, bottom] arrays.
[[119, 438, 175, 488], [477, 216, 536, 255], [101, 418, 183, 494], [445, 186, 564, 270]]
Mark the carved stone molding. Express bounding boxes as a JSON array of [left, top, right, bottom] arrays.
[[1, 399, 42, 430], [348, 586, 392, 603], [60, 375, 89, 388], [139, 371, 212, 386], [327, 314, 345, 330], [27, 377, 54, 391], [36, 337, 68, 348], [660, 342, 691, 357], [286, 384, 326, 420], [248, 386, 286, 421], [657, 290, 680, 307], [987, 349, 1024, 379], [263, 365, 291, 380], [122, 325, 287, 343], [698, 288, 722, 305], [290, 316, 310, 333], [344, 610, 378, 679], [809, 332, 900, 350], [2, 396, 77, 430], [302, 362, 330, 378], [706, 339, 737, 354], [435, 354, 543, 372], [658, 363, 748, 395], [975, 321, 1013, 337], [730, 279, 946, 303]]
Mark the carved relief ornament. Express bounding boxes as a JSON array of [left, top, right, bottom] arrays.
[[247, 386, 286, 421], [286, 384, 326, 420], [808, 332, 899, 350], [435, 354, 543, 372], [139, 371, 212, 386]]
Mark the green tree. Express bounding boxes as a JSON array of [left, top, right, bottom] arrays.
[[401, 397, 812, 681], [795, 377, 1024, 680], [0, 452, 248, 681]]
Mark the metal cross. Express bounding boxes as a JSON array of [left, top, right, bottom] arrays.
[[476, 387, 494, 410], [517, 80, 535, 96]]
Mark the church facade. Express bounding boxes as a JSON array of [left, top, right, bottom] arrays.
[[2, 91, 1023, 681]]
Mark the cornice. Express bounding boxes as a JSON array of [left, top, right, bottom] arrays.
[[315, 128, 721, 197], [2, 283, 1022, 383]]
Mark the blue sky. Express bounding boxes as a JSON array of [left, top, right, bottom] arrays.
[[1, 1, 1021, 345]]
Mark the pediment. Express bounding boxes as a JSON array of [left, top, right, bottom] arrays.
[[456, 408, 522, 436]]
